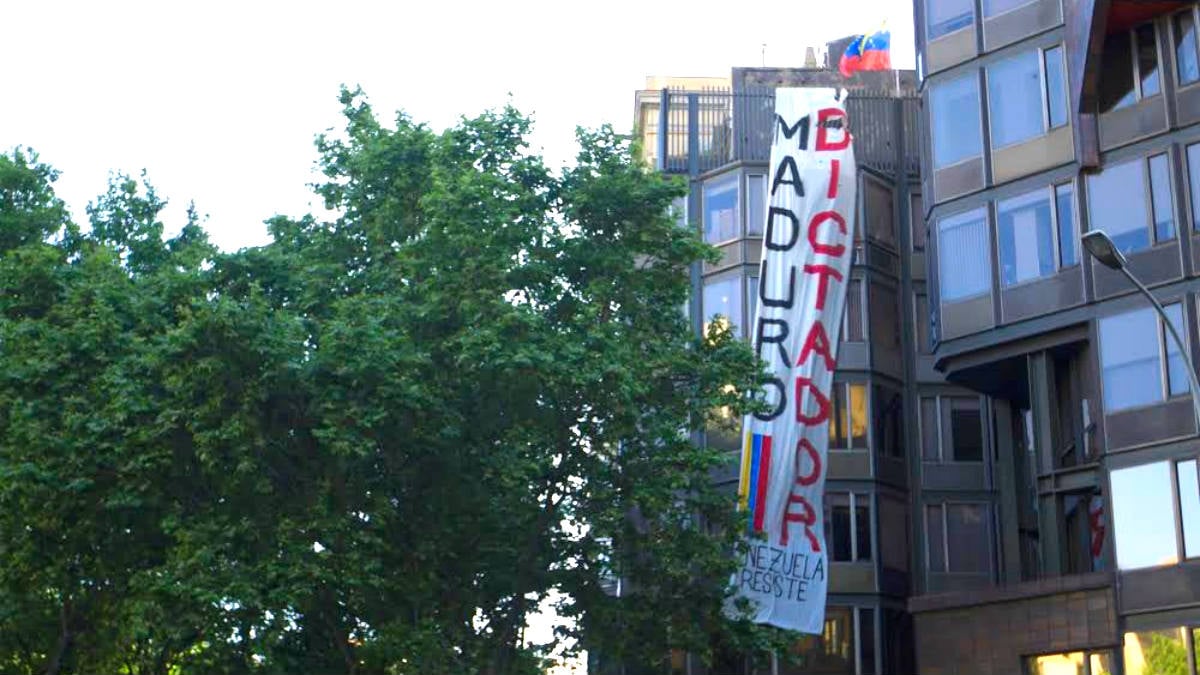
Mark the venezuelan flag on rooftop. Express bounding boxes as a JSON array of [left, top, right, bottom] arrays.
[[838, 29, 892, 77]]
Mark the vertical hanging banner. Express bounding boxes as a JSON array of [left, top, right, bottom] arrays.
[[729, 88, 857, 634]]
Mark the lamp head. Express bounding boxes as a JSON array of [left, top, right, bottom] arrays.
[[1082, 230, 1127, 271]]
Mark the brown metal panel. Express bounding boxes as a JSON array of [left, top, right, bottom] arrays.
[[1065, 0, 1110, 168], [827, 562, 878, 594], [1104, 397, 1197, 450], [1099, 95, 1169, 150], [934, 157, 987, 203], [1001, 265, 1086, 323], [922, 462, 989, 490], [927, 28, 979, 75], [1177, 83, 1200, 129], [828, 450, 873, 479], [991, 125, 1077, 185], [940, 293, 996, 340], [1120, 560, 1200, 614], [1092, 241, 1182, 298], [983, 0, 1064, 52]]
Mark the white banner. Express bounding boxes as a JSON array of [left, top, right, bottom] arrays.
[[730, 88, 857, 634]]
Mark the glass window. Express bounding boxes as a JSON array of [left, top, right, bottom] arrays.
[[1055, 183, 1077, 267], [1089, 651, 1115, 675], [1110, 461, 1177, 569], [1100, 305, 1185, 412], [827, 493, 854, 562], [1124, 629, 1188, 675], [747, 274, 759, 324], [849, 383, 868, 448], [1177, 459, 1200, 558], [702, 274, 743, 338], [1026, 652, 1085, 675], [927, 0, 973, 39], [930, 74, 983, 169], [1188, 144, 1200, 231], [747, 174, 765, 236], [915, 294, 931, 354], [874, 385, 905, 459], [1100, 31, 1137, 112], [920, 396, 940, 461], [865, 179, 896, 248], [997, 189, 1055, 287], [926, 504, 946, 572], [1045, 46, 1068, 129], [781, 607, 855, 675], [845, 279, 865, 342], [937, 209, 991, 302], [1149, 153, 1175, 243], [1088, 158, 1152, 255], [879, 495, 909, 573], [946, 503, 991, 573], [703, 175, 738, 243], [830, 383, 848, 450], [949, 397, 984, 462], [1176, 10, 1200, 86], [1137, 23, 1161, 98], [983, 0, 1033, 17], [855, 493, 872, 562], [988, 50, 1046, 149], [911, 193, 926, 250], [858, 608, 876, 675]]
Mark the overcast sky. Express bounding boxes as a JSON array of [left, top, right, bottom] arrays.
[[2, 0, 916, 252]]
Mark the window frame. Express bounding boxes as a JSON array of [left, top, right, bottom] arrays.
[[746, 172, 766, 237], [1172, 6, 1200, 88], [829, 382, 870, 451], [826, 491, 874, 563], [936, 207, 992, 303], [995, 182, 1079, 289], [1098, 302, 1188, 414], [1086, 153, 1177, 257], [701, 270, 746, 338], [984, 45, 1068, 151], [925, 0, 975, 41], [920, 394, 986, 463], [702, 173, 741, 245], [842, 278, 866, 343], [925, 501, 994, 575], [929, 72, 984, 170], [911, 192, 925, 252]]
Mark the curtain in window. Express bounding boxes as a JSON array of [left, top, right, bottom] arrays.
[[938, 210, 991, 302]]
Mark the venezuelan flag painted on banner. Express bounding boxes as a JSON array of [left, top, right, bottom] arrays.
[[839, 30, 892, 77]]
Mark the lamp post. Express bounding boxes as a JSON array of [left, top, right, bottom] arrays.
[[1082, 230, 1200, 426]]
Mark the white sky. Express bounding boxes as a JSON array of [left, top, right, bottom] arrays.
[[1, 1, 915, 252]]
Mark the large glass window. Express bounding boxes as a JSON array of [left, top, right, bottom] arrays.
[[926, 502, 992, 574], [864, 178, 896, 248], [1111, 461, 1178, 569], [879, 495, 910, 573], [747, 174, 765, 237], [1124, 629, 1188, 675], [825, 493, 872, 562], [920, 395, 985, 462], [1175, 8, 1200, 86], [930, 74, 983, 169], [927, 0, 973, 39], [988, 48, 1067, 150], [703, 175, 739, 243], [997, 189, 1055, 287], [873, 384, 905, 459], [702, 274, 743, 338], [1025, 650, 1114, 675], [1100, 23, 1162, 112], [937, 209, 991, 302], [1099, 304, 1186, 413], [828, 383, 869, 450], [1088, 156, 1175, 256]]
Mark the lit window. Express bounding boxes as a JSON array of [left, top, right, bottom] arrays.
[[926, 0, 973, 39], [1099, 304, 1186, 413], [828, 383, 869, 450], [702, 274, 743, 338], [937, 208, 991, 302], [703, 175, 739, 243], [1124, 629, 1188, 675], [1025, 650, 1114, 675], [780, 607, 876, 675], [930, 73, 983, 169], [986, 46, 1068, 150], [1175, 8, 1200, 86], [1087, 155, 1175, 256], [1099, 23, 1161, 113]]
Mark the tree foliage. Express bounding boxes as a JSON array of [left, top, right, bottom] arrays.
[[0, 89, 774, 674]]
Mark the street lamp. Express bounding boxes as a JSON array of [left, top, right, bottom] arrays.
[[1082, 230, 1200, 426]]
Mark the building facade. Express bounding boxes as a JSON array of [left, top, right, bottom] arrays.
[[637, 59, 924, 674], [912, 0, 1200, 674]]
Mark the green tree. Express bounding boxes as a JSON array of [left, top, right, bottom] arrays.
[[0, 90, 775, 674]]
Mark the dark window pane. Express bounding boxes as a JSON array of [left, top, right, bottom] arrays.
[[997, 189, 1055, 287], [1100, 307, 1164, 412], [949, 397, 983, 462], [855, 493, 872, 561], [830, 383, 847, 449], [866, 179, 896, 248], [826, 494, 853, 562], [938, 209, 991, 301], [988, 50, 1045, 148], [704, 175, 739, 243], [926, 505, 946, 572], [946, 503, 991, 573], [1088, 159, 1151, 254], [1149, 154, 1175, 242], [1137, 23, 1161, 98], [927, 0, 974, 39], [921, 397, 940, 461], [930, 74, 982, 168], [916, 295, 931, 354], [911, 193, 926, 250], [1164, 304, 1187, 398], [874, 385, 905, 459], [879, 495, 910, 573], [849, 384, 868, 448], [747, 174, 765, 236], [1110, 461, 1176, 569], [845, 279, 864, 342], [1099, 31, 1136, 112], [1175, 10, 1200, 85], [1045, 46, 1068, 129], [859, 608, 876, 675], [1055, 183, 1077, 266]]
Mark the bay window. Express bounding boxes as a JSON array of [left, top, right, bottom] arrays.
[[1098, 304, 1186, 413]]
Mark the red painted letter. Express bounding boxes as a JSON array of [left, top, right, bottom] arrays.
[[795, 376, 830, 425], [816, 107, 850, 151], [795, 438, 822, 487], [802, 264, 843, 310], [797, 320, 836, 371], [781, 492, 821, 550], [807, 210, 847, 257]]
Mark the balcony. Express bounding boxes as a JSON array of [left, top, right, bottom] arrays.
[[653, 86, 920, 179]]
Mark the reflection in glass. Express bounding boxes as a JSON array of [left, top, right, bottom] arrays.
[[1099, 31, 1136, 112], [1177, 459, 1200, 559], [858, 608, 876, 675], [1055, 184, 1077, 266], [1148, 154, 1175, 243], [1189, 144, 1200, 231], [1164, 304, 1187, 398], [1026, 652, 1084, 675], [937, 209, 991, 301], [702, 275, 743, 338], [781, 607, 854, 674], [703, 175, 739, 243], [1124, 629, 1188, 675], [927, 0, 973, 39], [849, 384, 868, 448], [1175, 10, 1200, 86], [845, 279, 865, 342], [747, 174, 765, 236], [930, 74, 982, 168], [1045, 46, 1068, 129], [988, 50, 1045, 149], [1137, 23, 1161, 98], [826, 494, 853, 562], [997, 189, 1055, 287], [1088, 159, 1150, 254], [1100, 307, 1164, 412], [866, 179, 895, 247], [946, 503, 991, 573], [1110, 462, 1176, 569]]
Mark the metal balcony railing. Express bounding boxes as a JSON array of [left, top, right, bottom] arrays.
[[656, 86, 920, 178]]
